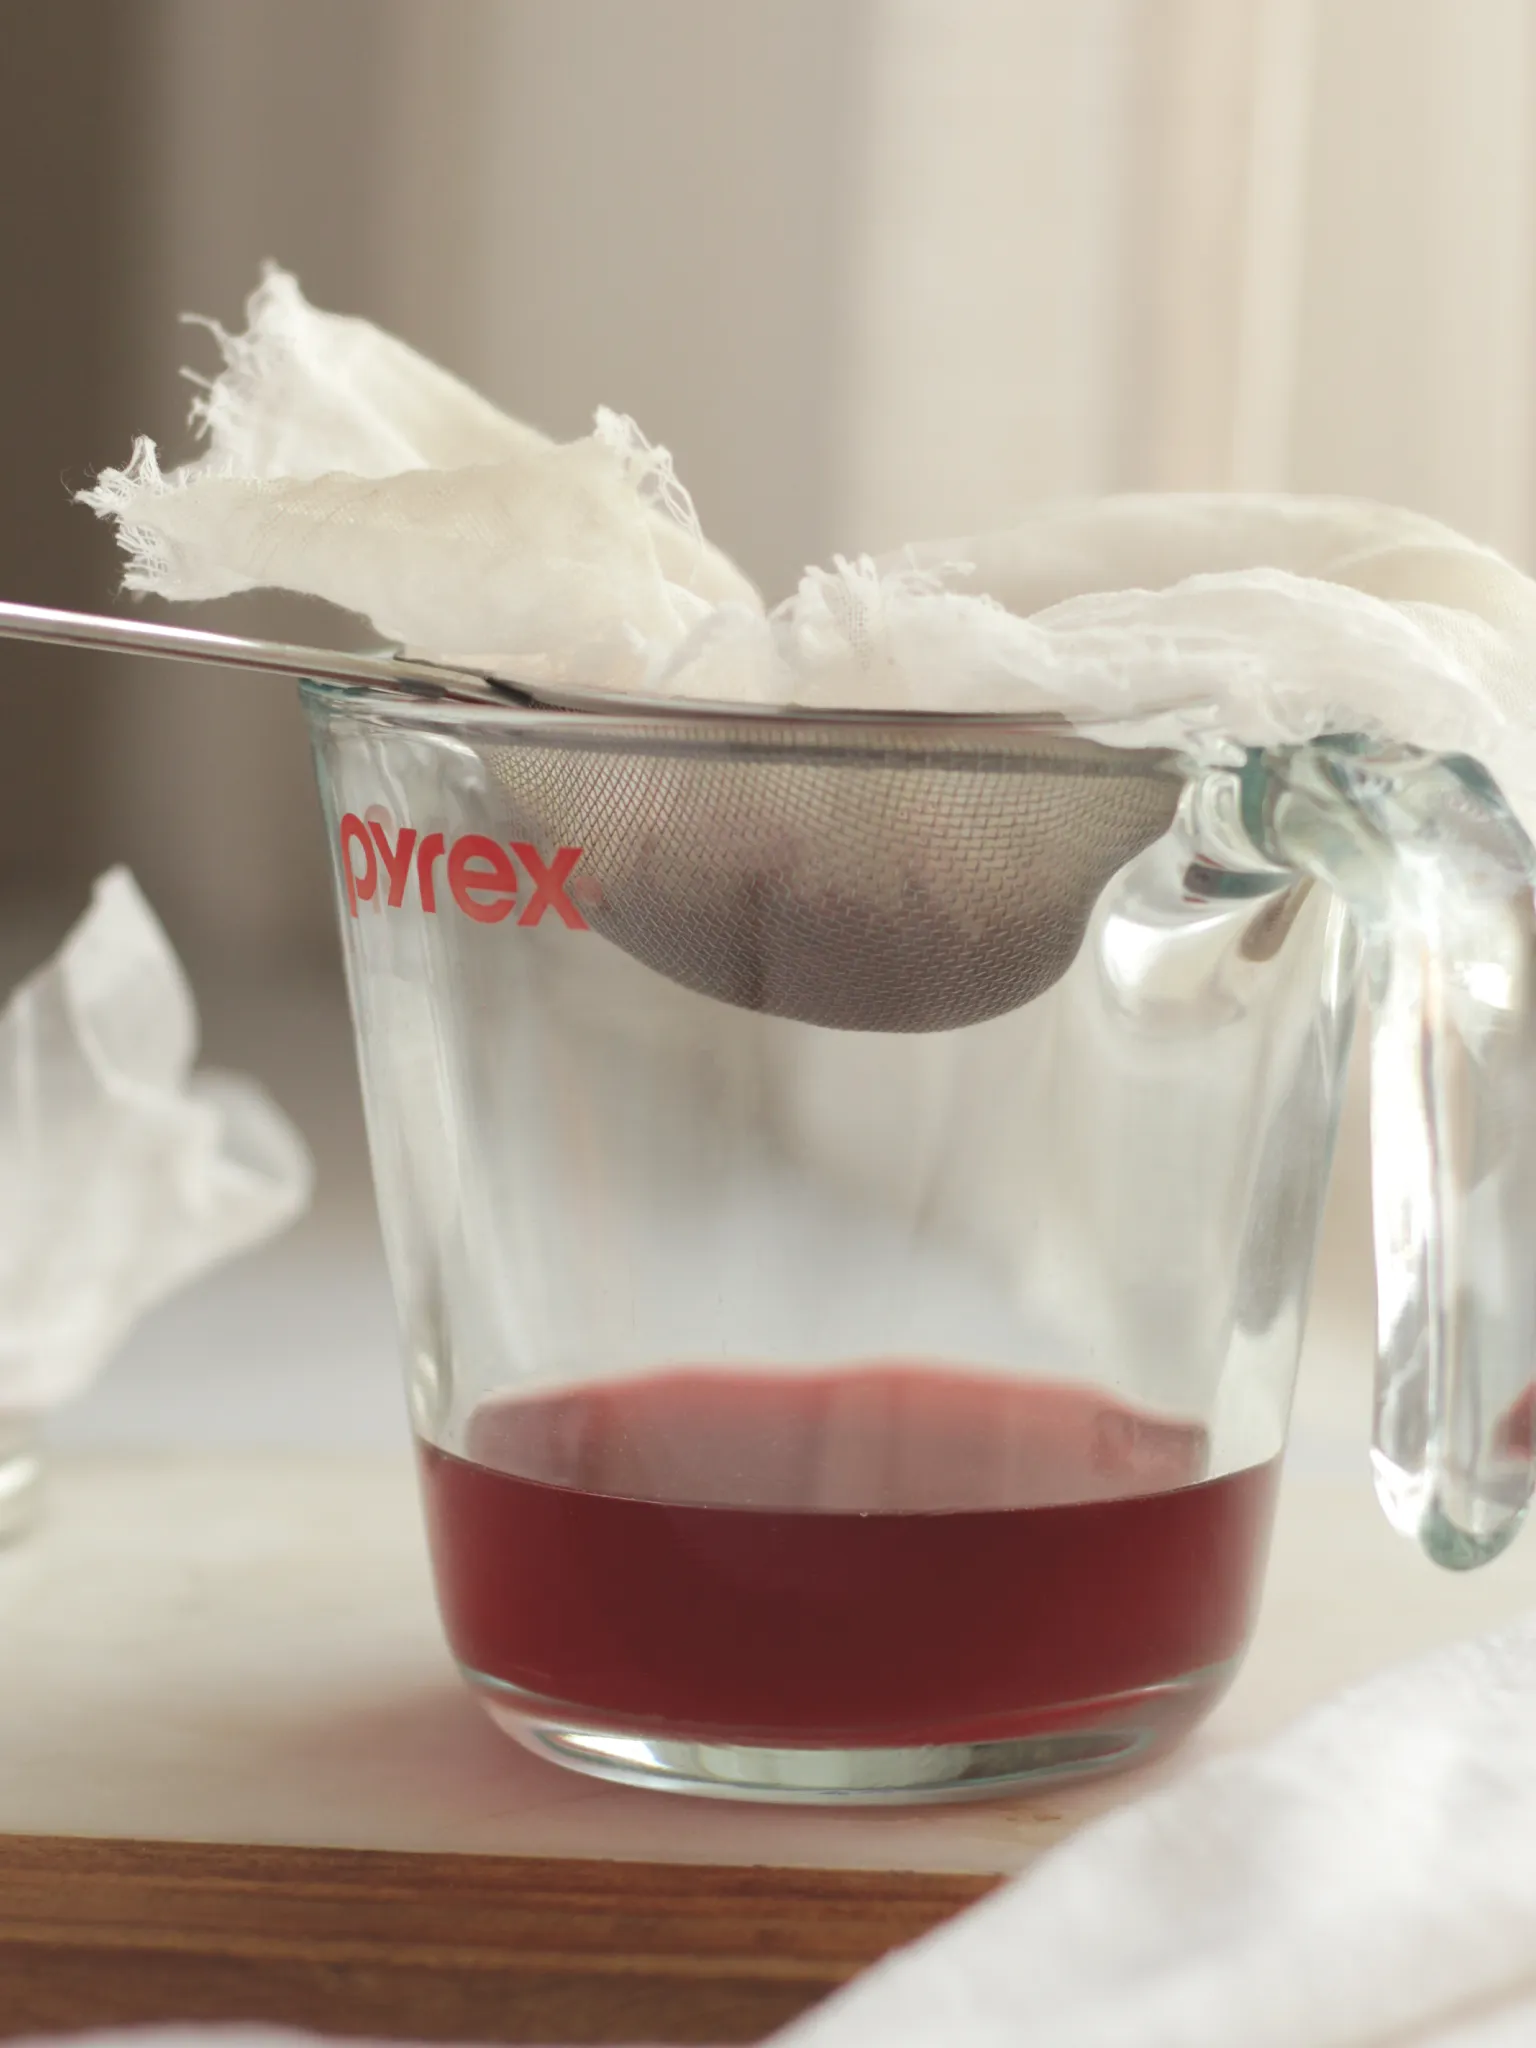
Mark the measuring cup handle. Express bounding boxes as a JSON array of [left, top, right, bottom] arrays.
[[1256, 743, 1536, 1568]]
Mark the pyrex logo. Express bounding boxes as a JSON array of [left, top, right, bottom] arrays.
[[339, 811, 590, 929]]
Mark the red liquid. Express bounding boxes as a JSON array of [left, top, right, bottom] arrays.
[[417, 1365, 1280, 1748]]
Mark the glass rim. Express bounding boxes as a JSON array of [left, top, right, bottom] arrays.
[[297, 671, 1187, 766]]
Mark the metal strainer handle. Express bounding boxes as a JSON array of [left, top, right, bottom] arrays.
[[0, 597, 506, 704]]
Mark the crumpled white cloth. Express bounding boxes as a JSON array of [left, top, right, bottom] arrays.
[[82, 268, 1536, 841], [80, 266, 758, 688], [0, 868, 311, 1411], [775, 1607, 1536, 2048]]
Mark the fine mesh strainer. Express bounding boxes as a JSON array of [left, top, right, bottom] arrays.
[[486, 720, 1181, 1032], [0, 598, 1183, 1033]]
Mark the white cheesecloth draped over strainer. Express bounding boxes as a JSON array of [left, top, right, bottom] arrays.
[[79, 268, 1536, 851]]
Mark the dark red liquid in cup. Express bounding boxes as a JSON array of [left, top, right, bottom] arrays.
[[417, 1365, 1280, 1749]]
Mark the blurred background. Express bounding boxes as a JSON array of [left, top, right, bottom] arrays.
[[2, 0, 1532, 1448]]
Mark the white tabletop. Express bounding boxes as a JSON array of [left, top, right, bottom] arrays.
[[4, 1432, 1534, 1877]]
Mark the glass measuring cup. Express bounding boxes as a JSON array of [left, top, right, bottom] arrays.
[[304, 681, 1536, 1803]]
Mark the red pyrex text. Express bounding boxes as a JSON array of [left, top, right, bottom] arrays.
[[340, 813, 589, 929]]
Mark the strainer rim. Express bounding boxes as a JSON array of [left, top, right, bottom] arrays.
[[299, 665, 1187, 752]]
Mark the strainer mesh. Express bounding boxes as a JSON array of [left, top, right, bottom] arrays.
[[489, 726, 1180, 1032]]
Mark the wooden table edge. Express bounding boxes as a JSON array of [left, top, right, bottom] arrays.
[[0, 1834, 999, 2045]]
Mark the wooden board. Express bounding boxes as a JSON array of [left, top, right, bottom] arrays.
[[0, 1835, 995, 2045]]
